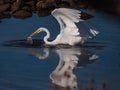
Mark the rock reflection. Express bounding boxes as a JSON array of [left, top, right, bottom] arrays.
[[29, 46, 98, 90]]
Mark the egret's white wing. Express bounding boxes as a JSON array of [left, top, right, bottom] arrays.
[[52, 8, 82, 23], [51, 8, 99, 45], [51, 8, 83, 45], [51, 8, 82, 33]]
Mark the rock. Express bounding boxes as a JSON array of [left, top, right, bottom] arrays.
[[63, 0, 74, 6], [0, 0, 16, 4], [8, 0, 16, 4], [0, 0, 8, 4], [56, 0, 75, 7], [0, 0, 5, 4], [11, 0, 24, 13], [36, 0, 56, 10], [23, 0, 32, 2], [46, 0, 56, 6], [56, 0, 70, 7], [22, 5, 32, 12], [0, 4, 11, 13], [25, 0, 35, 6], [25, 1, 36, 11], [116, 4, 120, 16], [36, 10, 51, 17], [36, 1, 48, 10], [46, 0, 56, 9], [13, 10, 32, 19], [0, 11, 11, 19]]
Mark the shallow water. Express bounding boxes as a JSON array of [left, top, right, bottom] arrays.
[[0, 10, 120, 90]]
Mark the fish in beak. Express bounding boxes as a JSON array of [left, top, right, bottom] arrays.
[[26, 29, 41, 45]]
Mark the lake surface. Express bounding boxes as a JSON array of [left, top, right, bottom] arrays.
[[0, 9, 120, 90]]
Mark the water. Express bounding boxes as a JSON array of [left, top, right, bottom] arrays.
[[0, 10, 120, 90]]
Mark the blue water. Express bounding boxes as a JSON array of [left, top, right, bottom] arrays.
[[0, 10, 120, 90]]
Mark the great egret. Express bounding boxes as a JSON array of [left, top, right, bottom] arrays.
[[27, 8, 99, 46]]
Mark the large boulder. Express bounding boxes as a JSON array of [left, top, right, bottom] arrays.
[[12, 10, 32, 19], [36, 1, 48, 10], [37, 10, 51, 17], [11, 0, 24, 13], [0, 4, 11, 13], [25, 0, 36, 11], [36, 0, 56, 10]]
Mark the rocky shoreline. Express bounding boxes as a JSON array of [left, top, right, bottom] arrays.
[[82, 0, 120, 16], [0, 0, 120, 23], [0, 0, 95, 22], [0, 0, 120, 22]]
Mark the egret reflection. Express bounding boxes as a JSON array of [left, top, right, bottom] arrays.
[[29, 48, 49, 59], [29, 47, 98, 89]]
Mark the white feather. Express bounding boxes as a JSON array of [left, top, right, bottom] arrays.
[[90, 29, 99, 36]]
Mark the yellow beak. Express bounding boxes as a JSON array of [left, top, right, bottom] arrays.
[[29, 29, 41, 37]]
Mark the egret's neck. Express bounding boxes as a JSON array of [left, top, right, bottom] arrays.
[[40, 28, 52, 45]]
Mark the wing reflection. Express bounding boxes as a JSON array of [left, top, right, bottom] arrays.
[[50, 47, 98, 89], [29, 46, 98, 89], [50, 47, 79, 89]]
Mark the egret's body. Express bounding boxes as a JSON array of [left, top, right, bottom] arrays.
[[27, 8, 99, 46], [38, 27, 81, 45]]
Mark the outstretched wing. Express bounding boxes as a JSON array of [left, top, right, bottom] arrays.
[[51, 8, 99, 45], [51, 8, 82, 34]]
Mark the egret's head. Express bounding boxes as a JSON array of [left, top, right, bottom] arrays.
[[29, 28, 41, 37]]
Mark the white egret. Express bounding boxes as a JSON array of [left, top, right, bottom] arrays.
[[27, 8, 99, 46]]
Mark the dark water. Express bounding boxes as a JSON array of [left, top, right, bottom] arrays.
[[0, 10, 120, 90]]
